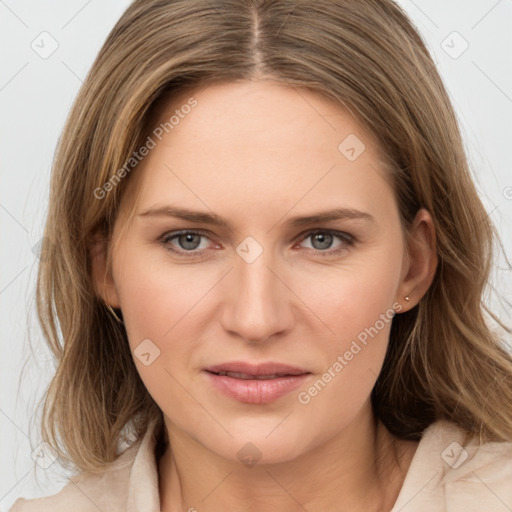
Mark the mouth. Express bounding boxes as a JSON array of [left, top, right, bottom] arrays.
[[203, 361, 311, 404], [207, 370, 303, 380], [204, 361, 310, 378]]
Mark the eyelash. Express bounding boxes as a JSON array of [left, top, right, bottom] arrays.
[[159, 229, 355, 258]]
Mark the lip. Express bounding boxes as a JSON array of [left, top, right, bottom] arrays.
[[203, 361, 311, 404], [205, 361, 309, 377]]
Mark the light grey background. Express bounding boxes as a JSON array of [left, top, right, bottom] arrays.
[[1, 0, 511, 509]]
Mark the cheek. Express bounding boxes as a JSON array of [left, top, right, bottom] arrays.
[[295, 283, 396, 434], [291, 248, 402, 410], [294, 247, 402, 345], [112, 249, 209, 413], [114, 246, 217, 344], [112, 246, 226, 402]]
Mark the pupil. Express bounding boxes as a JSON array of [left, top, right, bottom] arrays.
[[312, 232, 332, 250]]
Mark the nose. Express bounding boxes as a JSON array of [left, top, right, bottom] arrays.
[[219, 247, 294, 344]]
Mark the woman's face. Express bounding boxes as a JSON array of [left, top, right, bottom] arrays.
[[101, 80, 429, 464]]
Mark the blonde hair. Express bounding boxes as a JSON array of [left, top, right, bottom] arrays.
[[35, 0, 512, 473]]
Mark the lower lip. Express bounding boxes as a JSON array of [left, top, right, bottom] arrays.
[[203, 371, 310, 404]]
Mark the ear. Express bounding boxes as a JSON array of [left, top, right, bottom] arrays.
[[396, 208, 438, 312], [89, 231, 121, 308]]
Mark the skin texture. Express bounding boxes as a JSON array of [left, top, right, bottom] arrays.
[[93, 80, 437, 511]]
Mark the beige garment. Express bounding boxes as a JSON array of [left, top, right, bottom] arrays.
[[10, 419, 512, 511]]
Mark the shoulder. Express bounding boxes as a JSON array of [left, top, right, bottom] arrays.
[[430, 419, 512, 475], [395, 419, 512, 511], [437, 421, 512, 509], [8, 441, 141, 512]]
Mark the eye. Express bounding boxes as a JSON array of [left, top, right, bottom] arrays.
[[160, 230, 216, 254], [159, 228, 355, 258], [296, 229, 355, 256]]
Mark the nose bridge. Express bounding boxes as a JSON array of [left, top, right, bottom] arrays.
[[220, 241, 291, 342]]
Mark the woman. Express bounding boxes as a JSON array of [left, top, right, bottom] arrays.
[[11, 0, 512, 510]]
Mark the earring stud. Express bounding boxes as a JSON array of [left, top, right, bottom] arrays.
[[106, 304, 123, 323], [404, 296, 410, 301]]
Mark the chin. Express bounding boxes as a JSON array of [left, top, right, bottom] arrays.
[[198, 419, 314, 467]]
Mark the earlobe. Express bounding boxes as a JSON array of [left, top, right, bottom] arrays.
[[89, 231, 121, 308], [396, 208, 438, 312]]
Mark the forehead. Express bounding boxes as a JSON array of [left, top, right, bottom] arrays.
[[118, 80, 395, 229], [153, 79, 376, 153]]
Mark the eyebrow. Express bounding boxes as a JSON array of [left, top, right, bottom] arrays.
[[137, 205, 375, 229]]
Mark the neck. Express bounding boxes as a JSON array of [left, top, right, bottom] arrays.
[[158, 403, 418, 512]]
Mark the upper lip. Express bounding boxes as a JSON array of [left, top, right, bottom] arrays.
[[204, 361, 310, 377]]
